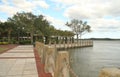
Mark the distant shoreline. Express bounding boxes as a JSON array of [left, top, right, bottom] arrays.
[[76, 38, 120, 40], [89, 38, 120, 40]]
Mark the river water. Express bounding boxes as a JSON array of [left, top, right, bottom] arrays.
[[68, 40, 120, 77]]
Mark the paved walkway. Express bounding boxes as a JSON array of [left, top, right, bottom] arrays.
[[0, 45, 38, 77]]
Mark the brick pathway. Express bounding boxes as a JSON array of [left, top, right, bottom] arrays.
[[0, 45, 38, 77]]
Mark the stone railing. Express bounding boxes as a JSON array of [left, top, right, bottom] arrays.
[[99, 68, 120, 77], [35, 42, 70, 77], [49, 40, 93, 50], [35, 40, 93, 77], [35, 41, 120, 77]]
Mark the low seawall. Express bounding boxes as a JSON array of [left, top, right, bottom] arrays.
[[99, 68, 120, 77], [49, 40, 93, 50], [35, 40, 93, 77]]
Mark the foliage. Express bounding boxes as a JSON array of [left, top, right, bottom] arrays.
[[66, 19, 91, 40], [0, 12, 74, 44], [0, 21, 16, 43], [8, 12, 37, 44], [19, 40, 31, 45], [0, 42, 9, 45]]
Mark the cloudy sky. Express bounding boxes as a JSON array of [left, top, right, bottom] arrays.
[[0, 0, 120, 38]]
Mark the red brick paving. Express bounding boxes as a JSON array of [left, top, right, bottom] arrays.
[[34, 48, 52, 77]]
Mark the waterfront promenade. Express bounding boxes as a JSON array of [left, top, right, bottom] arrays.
[[0, 45, 38, 77], [0, 40, 93, 77]]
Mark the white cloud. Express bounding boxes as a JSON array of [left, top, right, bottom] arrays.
[[12, 0, 49, 9], [51, 0, 80, 5], [44, 15, 71, 30], [107, 0, 120, 17], [1, 0, 9, 4], [88, 18, 120, 31], [12, 0, 34, 12], [34, 0, 49, 9], [0, 0, 49, 17], [53, 0, 120, 19], [64, 1, 110, 19], [52, 0, 120, 33], [0, 4, 20, 16]]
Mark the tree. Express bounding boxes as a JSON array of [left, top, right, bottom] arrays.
[[66, 19, 91, 41], [0, 21, 3, 36], [34, 15, 50, 37], [0, 21, 15, 42], [9, 12, 51, 44], [34, 15, 51, 44], [9, 12, 37, 44], [4, 22, 15, 42]]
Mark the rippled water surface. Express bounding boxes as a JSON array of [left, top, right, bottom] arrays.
[[68, 40, 120, 77]]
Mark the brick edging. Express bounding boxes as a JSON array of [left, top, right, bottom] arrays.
[[34, 48, 52, 77]]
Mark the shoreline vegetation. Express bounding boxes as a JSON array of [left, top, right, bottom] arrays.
[[89, 38, 120, 40]]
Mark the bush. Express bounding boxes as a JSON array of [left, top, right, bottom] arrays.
[[2, 42, 9, 44], [0, 42, 2, 45], [19, 40, 31, 45], [0, 42, 9, 45], [10, 40, 18, 44]]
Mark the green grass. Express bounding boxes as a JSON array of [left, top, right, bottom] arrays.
[[0, 45, 17, 54], [0, 47, 7, 53]]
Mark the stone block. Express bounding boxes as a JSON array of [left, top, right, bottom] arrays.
[[44, 47, 56, 77], [54, 51, 69, 77], [99, 68, 120, 77]]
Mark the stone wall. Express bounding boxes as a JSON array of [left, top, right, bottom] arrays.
[[35, 42, 69, 77], [99, 68, 120, 77], [54, 51, 69, 77], [36, 41, 120, 77]]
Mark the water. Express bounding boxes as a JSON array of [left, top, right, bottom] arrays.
[[68, 40, 120, 77]]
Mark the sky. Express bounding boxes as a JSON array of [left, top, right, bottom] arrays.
[[0, 0, 120, 38]]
